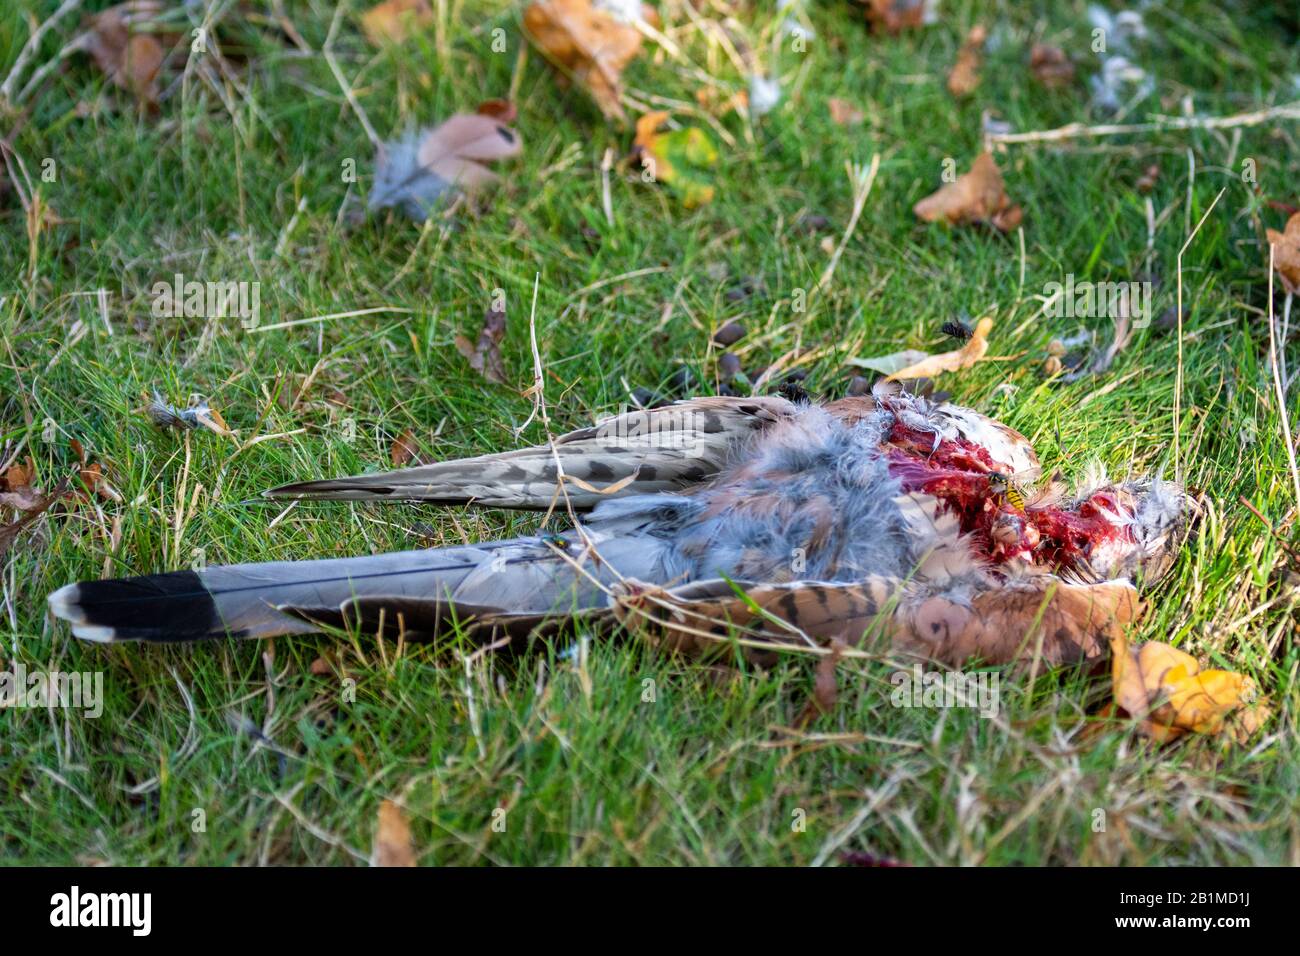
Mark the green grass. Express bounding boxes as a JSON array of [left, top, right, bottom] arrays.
[[1, 0, 1298, 865]]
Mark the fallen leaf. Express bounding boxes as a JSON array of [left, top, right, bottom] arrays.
[[77, 1, 168, 105], [1, 457, 35, 492], [850, 317, 994, 381], [1029, 44, 1075, 88], [371, 799, 416, 867], [828, 98, 865, 126], [77, 461, 120, 503], [1111, 637, 1269, 743], [848, 349, 929, 377], [0, 457, 42, 512], [1266, 212, 1300, 294], [946, 25, 986, 97], [360, 0, 433, 45], [369, 114, 522, 221], [0, 479, 69, 563], [454, 306, 508, 384], [862, 0, 934, 34], [523, 0, 647, 121], [633, 111, 718, 208], [390, 429, 421, 467], [913, 152, 1022, 233]]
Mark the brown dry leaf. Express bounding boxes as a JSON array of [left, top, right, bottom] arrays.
[[862, 0, 932, 34], [1029, 44, 1075, 89], [0, 479, 69, 563], [360, 0, 433, 45], [913, 152, 1023, 233], [1265, 212, 1300, 294], [1111, 637, 1269, 743], [371, 799, 416, 867], [850, 318, 993, 380], [78, 1, 167, 105], [390, 428, 421, 467], [1, 457, 44, 512], [828, 98, 865, 127], [523, 0, 646, 121], [1, 457, 35, 492], [454, 306, 508, 384], [947, 25, 986, 97]]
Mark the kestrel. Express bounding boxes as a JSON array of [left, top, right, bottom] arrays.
[[48, 384, 1195, 668]]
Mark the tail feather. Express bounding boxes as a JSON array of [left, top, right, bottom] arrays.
[[48, 517, 686, 644]]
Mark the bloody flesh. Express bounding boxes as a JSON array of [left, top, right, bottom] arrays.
[[883, 420, 1130, 576]]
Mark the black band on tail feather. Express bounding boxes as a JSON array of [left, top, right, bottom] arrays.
[[70, 571, 225, 641]]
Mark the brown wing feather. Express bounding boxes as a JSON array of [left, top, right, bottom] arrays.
[[893, 579, 1140, 667], [264, 396, 796, 509]]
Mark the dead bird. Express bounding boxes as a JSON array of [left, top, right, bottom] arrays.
[[48, 384, 1196, 667]]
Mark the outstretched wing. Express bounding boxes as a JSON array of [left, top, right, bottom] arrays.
[[611, 574, 1140, 669], [611, 576, 905, 665], [264, 396, 796, 510]]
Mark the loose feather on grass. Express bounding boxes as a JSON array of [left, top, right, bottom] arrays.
[[369, 113, 522, 221]]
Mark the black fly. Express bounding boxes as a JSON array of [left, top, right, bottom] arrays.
[[940, 317, 973, 342]]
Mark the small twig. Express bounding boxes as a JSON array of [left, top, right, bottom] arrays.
[[1173, 186, 1226, 484], [988, 101, 1300, 146], [516, 272, 546, 437], [815, 154, 880, 295], [600, 147, 614, 227], [1267, 245, 1300, 505], [322, 3, 381, 149]]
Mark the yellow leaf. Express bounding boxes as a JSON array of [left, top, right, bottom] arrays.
[[1111, 637, 1267, 743]]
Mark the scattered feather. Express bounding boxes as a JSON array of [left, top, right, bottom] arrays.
[[369, 114, 522, 221], [146, 391, 232, 436]]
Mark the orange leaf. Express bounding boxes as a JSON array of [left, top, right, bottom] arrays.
[[914, 153, 1022, 233], [1111, 637, 1268, 743], [946, 25, 986, 97], [1266, 212, 1300, 294], [850, 317, 993, 381], [523, 0, 646, 121]]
